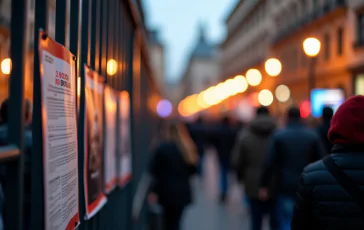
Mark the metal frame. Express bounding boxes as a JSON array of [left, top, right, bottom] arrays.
[[2, 0, 160, 229]]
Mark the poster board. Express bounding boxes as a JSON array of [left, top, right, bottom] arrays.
[[119, 91, 132, 186], [84, 65, 107, 219], [104, 86, 117, 193], [39, 32, 79, 230]]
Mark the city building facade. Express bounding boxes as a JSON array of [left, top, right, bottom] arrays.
[[179, 24, 219, 101], [148, 29, 166, 95], [220, 0, 364, 114], [271, 0, 364, 102]]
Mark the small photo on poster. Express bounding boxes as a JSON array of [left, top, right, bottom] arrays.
[[84, 65, 107, 219]]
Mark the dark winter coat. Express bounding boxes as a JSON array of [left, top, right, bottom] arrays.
[[231, 115, 276, 198], [261, 121, 326, 197], [149, 141, 196, 208], [292, 145, 364, 230]]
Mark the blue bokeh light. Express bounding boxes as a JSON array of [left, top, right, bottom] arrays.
[[157, 99, 172, 118]]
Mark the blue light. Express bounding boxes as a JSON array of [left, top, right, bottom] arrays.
[[157, 99, 172, 118], [310, 89, 345, 118]]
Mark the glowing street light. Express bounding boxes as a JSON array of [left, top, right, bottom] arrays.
[[303, 37, 321, 57], [203, 86, 217, 106], [246, 69, 262, 86], [234, 75, 248, 93], [1, 58, 12, 75], [197, 92, 209, 109], [107, 59, 118, 75], [303, 37, 321, 101], [258, 89, 274, 106], [265, 58, 282, 77], [275, 84, 290, 102]]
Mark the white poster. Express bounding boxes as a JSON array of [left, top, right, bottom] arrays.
[[39, 32, 79, 230], [119, 91, 132, 186], [104, 86, 117, 193]]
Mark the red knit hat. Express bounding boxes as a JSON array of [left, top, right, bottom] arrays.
[[328, 96, 364, 145]]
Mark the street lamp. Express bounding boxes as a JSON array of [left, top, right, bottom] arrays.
[[246, 69, 262, 86], [258, 89, 274, 106], [303, 38, 321, 57], [107, 59, 117, 76], [1, 58, 12, 75], [275, 84, 290, 103], [303, 37, 321, 101], [265, 58, 282, 77]]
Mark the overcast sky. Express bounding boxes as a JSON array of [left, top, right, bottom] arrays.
[[143, 0, 238, 83]]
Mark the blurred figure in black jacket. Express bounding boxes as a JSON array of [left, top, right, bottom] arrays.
[[187, 117, 206, 177], [149, 121, 198, 230], [210, 116, 237, 203], [316, 106, 333, 155], [292, 96, 364, 230], [259, 106, 325, 230]]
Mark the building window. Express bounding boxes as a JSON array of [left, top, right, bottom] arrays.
[[337, 27, 344, 55], [324, 33, 330, 61], [357, 13, 364, 43]]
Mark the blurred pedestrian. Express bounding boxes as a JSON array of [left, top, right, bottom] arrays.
[[259, 106, 325, 230], [148, 121, 198, 230], [231, 106, 278, 230], [316, 106, 334, 154], [0, 98, 32, 229], [292, 96, 364, 230], [187, 117, 206, 177], [210, 116, 237, 203]]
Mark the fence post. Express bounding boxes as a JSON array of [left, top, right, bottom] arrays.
[[77, 0, 91, 229], [89, 1, 99, 229], [69, 0, 80, 72], [129, 26, 137, 230], [31, 0, 48, 228], [90, 0, 97, 70], [6, 0, 28, 229], [55, 0, 66, 44]]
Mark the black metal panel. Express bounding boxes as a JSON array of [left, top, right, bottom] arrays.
[[101, 0, 108, 77], [2, 0, 158, 228], [78, 0, 91, 229], [106, 0, 113, 85], [97, 0, 104, 75], [69, 0, 80, 69], [95, 0, 101, 72], [31, 0, 48, 228], [90, 0, 97, 69], [6, 0, 28, 229], [55, 0, 67, 44]]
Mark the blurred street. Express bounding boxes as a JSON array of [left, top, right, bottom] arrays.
[[183, 149, 269, 230]]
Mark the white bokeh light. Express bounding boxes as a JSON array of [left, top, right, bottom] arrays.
[[275, 85, 290, 102], [258, 89, 274, 106], [246, 69, 262, 86]]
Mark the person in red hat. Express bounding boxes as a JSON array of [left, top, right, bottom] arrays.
[[292, 95, 364, 230]]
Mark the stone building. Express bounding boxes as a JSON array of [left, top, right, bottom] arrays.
[[220, 0, 364, 110], [148, 29, 165, 95], [179, 24, 219, 100]]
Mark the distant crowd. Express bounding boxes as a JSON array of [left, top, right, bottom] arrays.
[[148, 95, 364, 230]]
